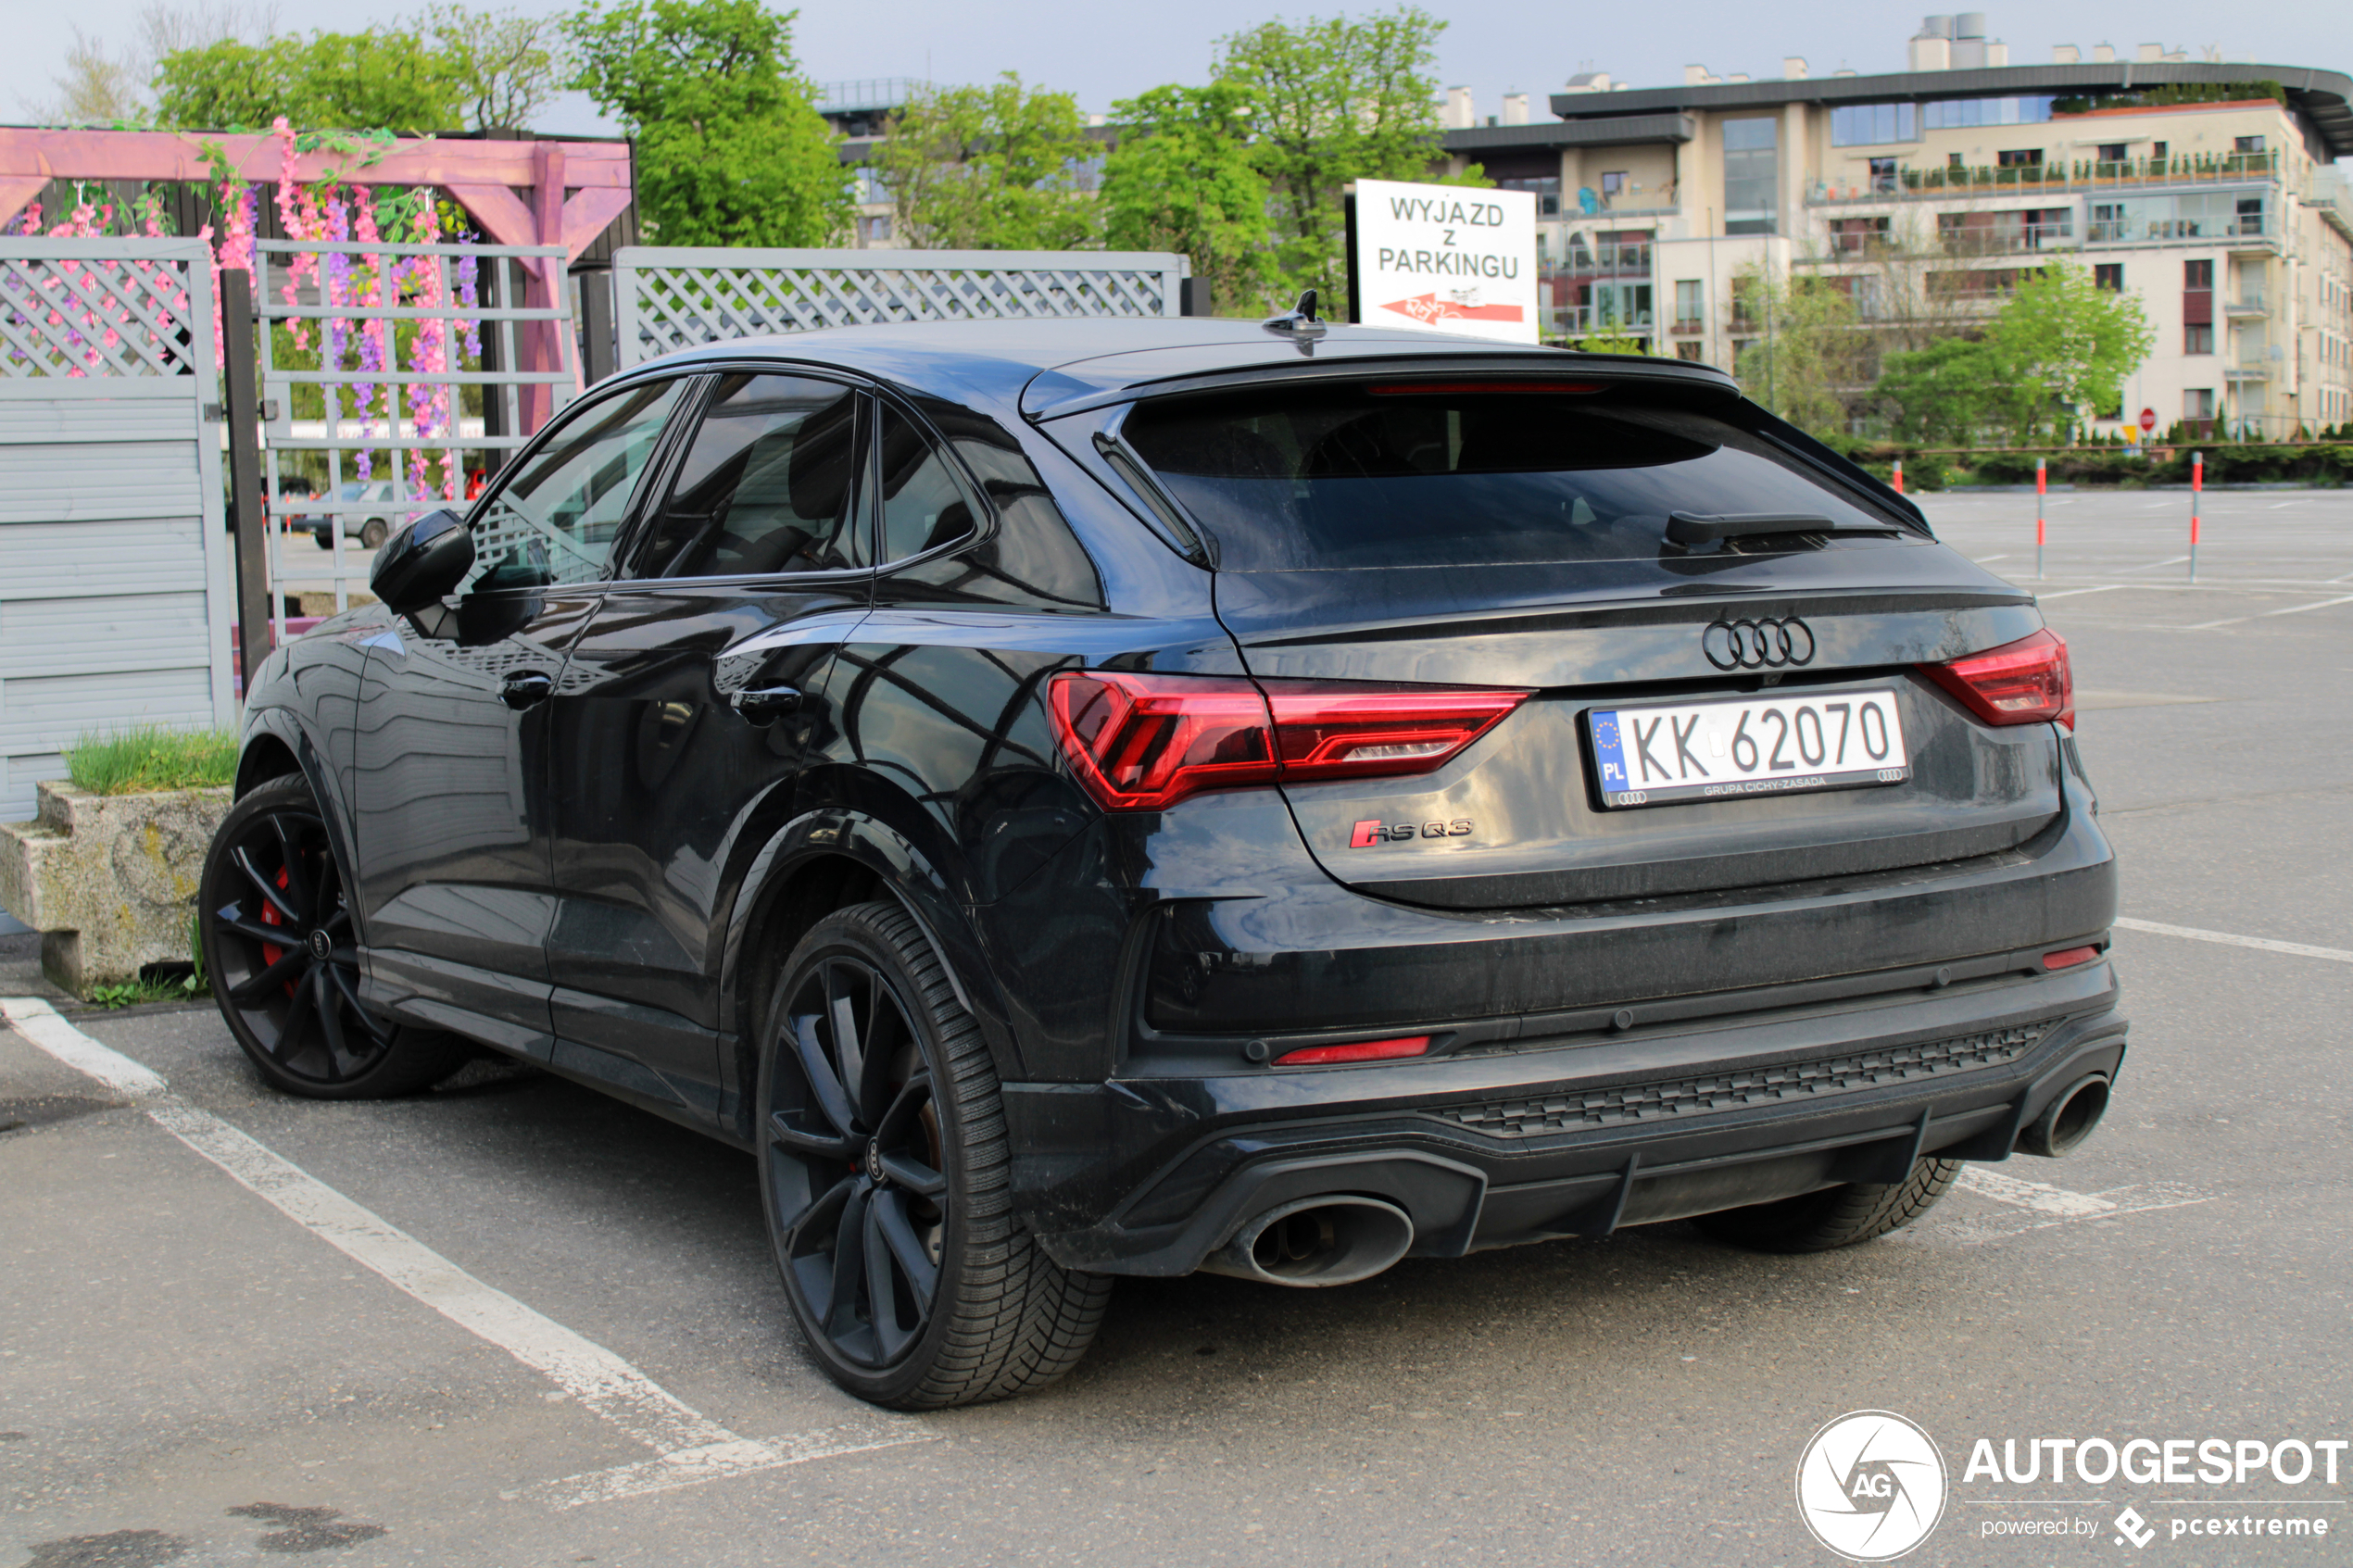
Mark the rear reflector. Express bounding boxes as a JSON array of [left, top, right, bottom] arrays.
[[1275, 1035, 1431, 1066], [1920, 628, 2073, 731], [1047, 671, 1529, 812], [2043, 945, 2102, 971]]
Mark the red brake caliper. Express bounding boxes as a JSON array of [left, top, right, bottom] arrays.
[[257, 863, 298, 996]]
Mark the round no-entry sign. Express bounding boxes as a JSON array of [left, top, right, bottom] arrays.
[[2139, 407, 2158, 434]]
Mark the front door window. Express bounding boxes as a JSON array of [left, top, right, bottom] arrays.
[[470, 379, 686, 590]]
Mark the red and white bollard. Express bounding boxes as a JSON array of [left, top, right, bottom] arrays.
[[1892, 458, 1904, 495], [2035, 456, 2047, 580], [2189, 450, 2203, 582]]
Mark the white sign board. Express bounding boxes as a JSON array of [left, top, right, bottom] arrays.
[[1352, 178, 1540, 344]]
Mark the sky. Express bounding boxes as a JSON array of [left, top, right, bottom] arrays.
[[6, 0, 2347, 139]]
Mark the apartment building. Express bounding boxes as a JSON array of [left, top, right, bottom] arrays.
[[1444, 20, 2353, 439]]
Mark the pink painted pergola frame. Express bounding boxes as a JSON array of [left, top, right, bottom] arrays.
[[0, 128, 633, 429]]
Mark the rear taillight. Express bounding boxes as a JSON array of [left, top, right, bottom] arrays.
[[2043, 945, 2102, 971], [1046, 671, 1529, 812], [1920, 628, 2072, 731]]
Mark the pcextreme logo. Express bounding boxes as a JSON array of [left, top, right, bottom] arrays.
[[1796, 1411, 1949, 1562]]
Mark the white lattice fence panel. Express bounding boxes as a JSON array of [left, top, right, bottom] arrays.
[[614, 247, 1184, 367], [0, 242, 208, 379]]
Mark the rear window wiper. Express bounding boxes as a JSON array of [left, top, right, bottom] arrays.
[[1666, 511, 1906, 546]]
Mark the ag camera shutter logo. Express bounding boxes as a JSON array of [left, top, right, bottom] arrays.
[[1796, 1411, 1948, 1561]]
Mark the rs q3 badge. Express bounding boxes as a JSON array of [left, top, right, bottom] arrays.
[[1352, 819, 1473, 847]]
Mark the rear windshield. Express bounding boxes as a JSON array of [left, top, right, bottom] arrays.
[[1120, 385, 1912, 572]]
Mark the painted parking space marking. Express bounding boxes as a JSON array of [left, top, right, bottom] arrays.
[[2111, 918, 2353, 964], [0, 997, 930, 1506], [1945, 1168, 2213, 1244]]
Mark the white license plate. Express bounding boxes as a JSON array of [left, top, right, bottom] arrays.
[[1586, 689, 1910, 809]]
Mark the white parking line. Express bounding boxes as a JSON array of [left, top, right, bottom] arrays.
[[0, 997, 929, 1505], [2263, 592, 2353, 617], [2111, 918, 2353, 964], [1953, 1168, 2212, 1228], [2034, 584, 2123, 600]]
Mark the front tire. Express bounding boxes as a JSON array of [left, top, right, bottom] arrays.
[[199, 775, 470, 1099], [757, 901, 1111, 1408], [359, 518, 389, 548], [1691, 1158, 1963, 1253]]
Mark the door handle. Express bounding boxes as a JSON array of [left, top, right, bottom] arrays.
[[500, 669, 556, 709], [730, 684, 804, 723]]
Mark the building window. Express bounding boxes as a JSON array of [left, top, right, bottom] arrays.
[[1947, 152, 1965, 170], [860, 214, 891, 244], [1723, 118, 1779, 235], [2185, 259, 2214, 291], [2234, 135, 2266, 154], [2151, 141, 2168, 161], [1674, 279, 1704, 329], [1498, 175, 1562, 217], [1995, 148, 2044, 169], [2090, 202, 2125, 242], [2184, 322, 2214, 354], [2184, 389, 2215, 420], [1600, 171, 1627, 201], [1829, 103, 1918, 146], [2095, 263, 2123, 291], [2097, 142, 2128, 163], [1674, 341, 1706, 361], [1869, 157, 1897, 193], [1921, 96, 2057, 131], [1831, 216, 1891, 253]]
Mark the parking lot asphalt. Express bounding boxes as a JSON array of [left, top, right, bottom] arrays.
[[4, 489, 2349, 1567]]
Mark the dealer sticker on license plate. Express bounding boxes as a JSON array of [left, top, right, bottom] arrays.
[[1586, 690, 1910, 809]]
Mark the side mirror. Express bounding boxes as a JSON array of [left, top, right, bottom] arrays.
[[369, 508, 475, 613]]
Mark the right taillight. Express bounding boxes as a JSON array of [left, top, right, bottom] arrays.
[[1046, 671, 1529, 812], [1920, 628, 2072, 732]]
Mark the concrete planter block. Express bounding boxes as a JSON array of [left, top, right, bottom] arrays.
[[0, 782, 233, 995]]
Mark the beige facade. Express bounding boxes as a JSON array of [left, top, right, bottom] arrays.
[[1450, 55, 2353, 440]]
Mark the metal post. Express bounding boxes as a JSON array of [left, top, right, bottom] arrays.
[[220, 268, 271, 700], [2188, 450, 2203, 581], [2035, 456, 2046, 580], [1891, 458, 1903, 495], [579, 266, 616, 385]]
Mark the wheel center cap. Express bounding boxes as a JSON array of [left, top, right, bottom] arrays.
[[865, 1142, 887, 1185], [307, 929, 333, 961]]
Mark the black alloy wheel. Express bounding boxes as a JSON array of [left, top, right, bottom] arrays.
[[199, 775, 467, 1099], [758, 902, 1111, 1408]]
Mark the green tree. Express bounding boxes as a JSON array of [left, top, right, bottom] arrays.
[[1101, 81, 1273, 314], [153, 29, 466, 132], [1978, 260, 2156, 445], [1730, 267, 1869, 438], [1214, 6, 1478, 314], [422, 6, 564, 131], [870, 74, 1101, 251], [565, 0, 849, 247], [1875, 335, 1997, 447]]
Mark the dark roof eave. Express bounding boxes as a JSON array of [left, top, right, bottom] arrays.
[[1443, 113, 1696, 154], [1541, 60, 2353, 159]]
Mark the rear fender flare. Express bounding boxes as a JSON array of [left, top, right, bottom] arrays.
[[720, 807, 1025, 1082]]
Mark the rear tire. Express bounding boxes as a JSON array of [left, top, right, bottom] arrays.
[[199, 774, 471, 1099], [756, 900, 1112, 1408], [359, 518, 389, 548], [1690, 1157, 1962, 1254]]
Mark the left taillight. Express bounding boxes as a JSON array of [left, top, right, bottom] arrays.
[[1919, 628, 2073, 732], [1046, 671, 1529, 812]]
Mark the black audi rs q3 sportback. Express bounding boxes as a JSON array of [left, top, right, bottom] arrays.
[[205, 317, 2124, 1408]]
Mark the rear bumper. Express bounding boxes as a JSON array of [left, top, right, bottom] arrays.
[[1004, 958, 2125, 1275]]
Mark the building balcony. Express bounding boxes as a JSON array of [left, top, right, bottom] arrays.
[[2225, 363, 2271, 382], [1808, 151, 2280, 205], [2224, 293, 2269, 318], [1554, 306, 1655, 334], [1551, 243, 1654, 277], [1668, 318, 1705, 336]]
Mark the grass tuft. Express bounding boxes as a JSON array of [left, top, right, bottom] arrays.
[[63, 726, 238, 796]]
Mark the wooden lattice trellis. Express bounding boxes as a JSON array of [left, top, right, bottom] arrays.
[[613, 246, 1186, 367], [0, 244, 206, 379]]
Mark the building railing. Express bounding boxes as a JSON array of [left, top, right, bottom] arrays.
[[2087, 214, 2271, 244], [1556, 306, 1655, 333], [1669, 317, 1705, 335], [1810, 150, 2280, 204], [1554, 242, 1653, 275], [2226, 290, 2268, 314]]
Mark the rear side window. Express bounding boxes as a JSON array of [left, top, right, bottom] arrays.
[[1121, 385, 1908, 572], [635, 374, 863, 578]]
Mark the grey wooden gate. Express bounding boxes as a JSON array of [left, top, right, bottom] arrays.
[[0, 237, 231, 821], [252, 237, 579, 633], [611, 246, 1187, 368]]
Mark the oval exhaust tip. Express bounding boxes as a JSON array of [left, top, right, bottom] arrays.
[[1199, 1196, 1415, 1287], [2017, 1074, 2111, 1158]]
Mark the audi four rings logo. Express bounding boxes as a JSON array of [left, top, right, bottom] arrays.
[[1704, 615, 1817, 671]]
